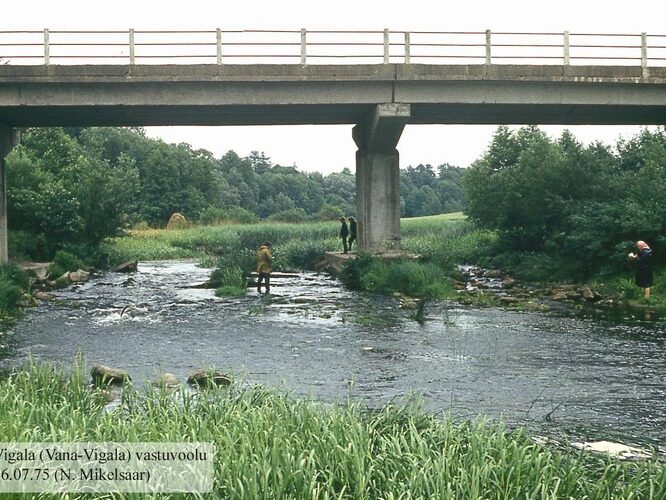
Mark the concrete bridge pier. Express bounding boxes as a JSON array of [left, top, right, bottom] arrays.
[[0, 125, 19, 263], [353, 103, 410, 253]]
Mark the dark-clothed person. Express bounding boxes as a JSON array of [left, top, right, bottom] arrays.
[[628, 240, 654, 298], [347, 216, 357, 251], [339, 217, 349, 254], [256, 242, 272, 294]]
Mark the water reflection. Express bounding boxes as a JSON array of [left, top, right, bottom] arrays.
[[3, 261, 666, 447]]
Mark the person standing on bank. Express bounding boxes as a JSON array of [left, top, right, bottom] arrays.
[[256, 242, 272, 294], [339, 217, 349, 254], [347, 216, 357, 251], [628, 240, 654, 298]]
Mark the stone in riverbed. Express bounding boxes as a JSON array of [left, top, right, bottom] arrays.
[[571, 440, 652, 460], [113, 260, 138, 273], [90, 364, 131, 386], [187, 369, 232, 388], [153, 373, 181, 389], [69, 269, 90, 282]]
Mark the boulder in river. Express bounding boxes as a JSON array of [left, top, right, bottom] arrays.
[[113, 261, 138, 273], [187, 369, 232, 389], [153, 373, 181, 390], [33, 291, 54, 301], [69, 269, 90, 283], [571, 440, 652, 460], [90, 364, 131, 386]]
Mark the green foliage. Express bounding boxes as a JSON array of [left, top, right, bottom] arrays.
[[3, 362, 665, 499], [339, 254, 452, 298], [274, 238, 337, 270], [48, 250, 87, 279], [213, 266, 247, 297], [463, 125, 666, 281], [401, 164, 466, 216], [8, 126, 465, 262], [0, 264, 28, 312], [267, 208, 309, 223]]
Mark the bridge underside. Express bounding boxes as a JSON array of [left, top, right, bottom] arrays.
[[2, 64, 666, 258], [2, 103, 666, 127]]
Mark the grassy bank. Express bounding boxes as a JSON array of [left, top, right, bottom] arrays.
[[1, 362, 664, 499]]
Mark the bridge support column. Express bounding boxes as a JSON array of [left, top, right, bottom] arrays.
[[353, 103, 410, 253], [0, 126, 19, 263]]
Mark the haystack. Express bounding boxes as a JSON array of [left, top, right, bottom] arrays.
[[166, 212, 188, 230]]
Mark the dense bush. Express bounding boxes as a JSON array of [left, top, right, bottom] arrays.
[[463, 125, 666, 281], [48, 250, 87, 279], [213, 266, 247, 297], [0, 264, 30, 313], [339, 254, 452, 298]]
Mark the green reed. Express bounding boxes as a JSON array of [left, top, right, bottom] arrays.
[[1, 362, 665, 499]]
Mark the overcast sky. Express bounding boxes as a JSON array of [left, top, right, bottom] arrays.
[[5, 1, 666, 173]]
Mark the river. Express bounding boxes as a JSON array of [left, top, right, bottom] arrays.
[[3, 261, 666, 449]]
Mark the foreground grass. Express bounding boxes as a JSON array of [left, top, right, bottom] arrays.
[[1, 362, 665, 499]]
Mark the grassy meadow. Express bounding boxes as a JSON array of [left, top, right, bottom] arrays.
[[101, 214, 492, 299], [1, 362, 664, 499]]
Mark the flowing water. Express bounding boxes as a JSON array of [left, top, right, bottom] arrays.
[[3, 261, 666, 448]]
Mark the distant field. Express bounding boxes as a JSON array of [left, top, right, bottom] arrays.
[[403, 212, 467, 222]]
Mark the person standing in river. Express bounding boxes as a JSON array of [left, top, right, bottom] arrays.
[[256, 242, 272, 294], [347, 216, 357, 252], [339, 217, 349, 254], [628, 240, 654, 298]]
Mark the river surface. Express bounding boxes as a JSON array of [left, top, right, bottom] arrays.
[[3, 261, 666, 448]]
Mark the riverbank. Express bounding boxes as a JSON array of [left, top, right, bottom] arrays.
[[1, 361, 664, 498]]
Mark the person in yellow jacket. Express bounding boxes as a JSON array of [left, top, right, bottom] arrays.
[[256, 242, 273, 294]]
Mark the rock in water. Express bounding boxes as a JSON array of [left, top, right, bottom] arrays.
[[113, 261, 138, 273], [153, 373, 181, 389], [90, 364, 131, 386], [187, 369, 232, 388]]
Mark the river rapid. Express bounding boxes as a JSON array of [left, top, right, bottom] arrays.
[[3, 261, 666, 449]]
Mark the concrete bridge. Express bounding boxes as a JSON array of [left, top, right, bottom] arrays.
[[2, 30, 666, 261]]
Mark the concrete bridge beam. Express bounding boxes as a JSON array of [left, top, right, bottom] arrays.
[[0, 125, 19, 263], [353, 104, 410, 253]]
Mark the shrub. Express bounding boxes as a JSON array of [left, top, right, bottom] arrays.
[[267, 208, 309, 223], [0, 264, 30, 313], [48, 250, 87, 279], [212, 266, 247, 297], [274, 238, 337, 271], [225, 207, 259, 225], [339, 255, 451, 298]]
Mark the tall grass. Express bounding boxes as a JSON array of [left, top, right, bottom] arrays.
[[1, 362, 665, 499], [104, 222, 341, 271]]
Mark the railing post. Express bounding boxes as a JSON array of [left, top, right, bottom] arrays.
[[563, 31, 570, 65], [404, 32, 411, 64], [216, 28, 222, 65], [301, 28, 306, 65], [384, 28, 390, 63], [641, 32, 648, 76], [485, 29, 491, 64], [129, 28, 135, 65], [43, 28, 50, 65]]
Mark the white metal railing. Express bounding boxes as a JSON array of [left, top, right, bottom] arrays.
[[1, 29, 666, 67]]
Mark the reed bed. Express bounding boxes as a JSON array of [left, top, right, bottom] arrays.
[[1, 362, 665, 499]]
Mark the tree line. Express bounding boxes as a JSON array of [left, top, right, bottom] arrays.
[[463, 125, 666, 280], [5, 127, 465, 260]]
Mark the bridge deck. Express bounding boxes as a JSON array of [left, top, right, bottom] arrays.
[[2, 64, 666, 126]]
